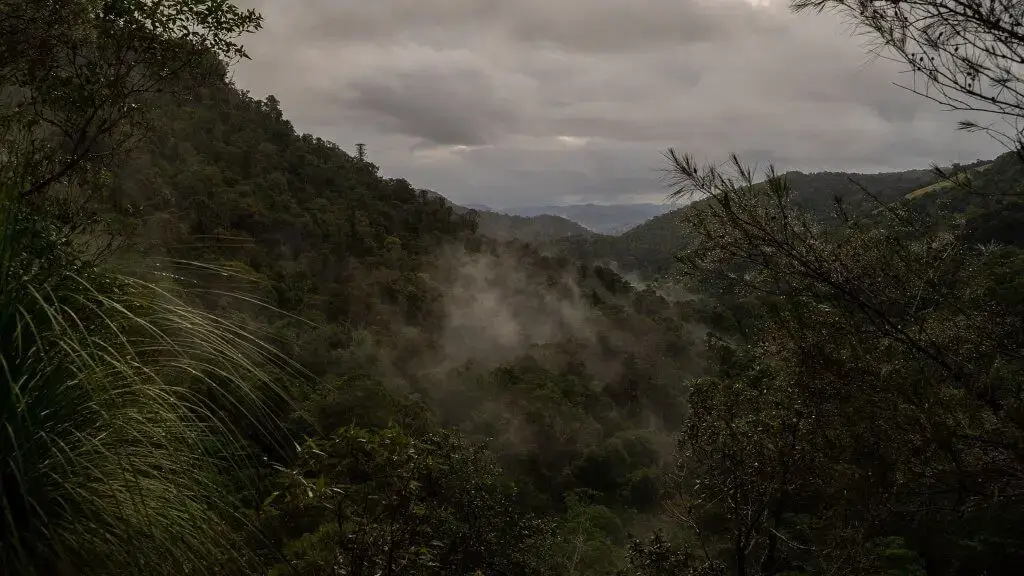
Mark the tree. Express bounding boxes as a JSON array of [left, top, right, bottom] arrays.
[[791, 0, 1024, 156], [262, 426, 557, 576], [648, 149, 1024, 573], [1, 1, 295, 574], [0, 0, 263, 206], [618, 531, 726, 576], [649, 0, 1024, 554]]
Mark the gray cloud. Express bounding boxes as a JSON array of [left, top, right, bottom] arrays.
[[345, 63, 528, 146], [243, 0, 749, 52], [231, 0, 1004, 208]]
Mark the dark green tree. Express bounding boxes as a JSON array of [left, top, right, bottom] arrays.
[[644, 149, 1024, 574], [260, 426, 557, 576], [0, 0, 263, 204]]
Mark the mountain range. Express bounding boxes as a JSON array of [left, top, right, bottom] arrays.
[[440, 158, 1004, 282], [499, 203, 676, 234]]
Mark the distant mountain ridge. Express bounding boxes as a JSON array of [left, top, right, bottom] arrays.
[[422, 158, 996, 254], [417, 190, 593, 243], [555, 159, 1000, 281], [501, 203, 675, 234], [471, 211, 593, 243]]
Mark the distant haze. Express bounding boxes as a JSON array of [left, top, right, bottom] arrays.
[[501, 203, 676, 234]]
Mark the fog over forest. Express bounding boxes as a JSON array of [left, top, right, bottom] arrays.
[[3, 1, 1024, 576]]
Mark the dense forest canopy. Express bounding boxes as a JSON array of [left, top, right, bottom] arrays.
[[2, 1, 1024, 575]]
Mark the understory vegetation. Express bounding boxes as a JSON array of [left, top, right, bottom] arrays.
[[3, 0, 1024, 575]]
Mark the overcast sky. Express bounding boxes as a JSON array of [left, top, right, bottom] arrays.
[[231, 0, 1004, 208]]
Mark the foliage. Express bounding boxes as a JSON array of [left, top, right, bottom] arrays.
[[472, 208, 593, 243], [0, 1, 306, 574], [618, 531, 726, 576], [559, 164, 951, 281], [259, 426, 558, 576], [7, 0, 1024, 574], [634, 149, 1024, 574], [0, 189, 295, 575], [792, 0, 1024, 156], [0, 0, 263, 203], [79, 43, 702, 575]]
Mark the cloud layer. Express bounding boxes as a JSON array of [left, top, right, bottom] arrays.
[[232, 0, 1004, 207]]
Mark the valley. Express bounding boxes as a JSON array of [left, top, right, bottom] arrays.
[[4, 1, 1024, 576]]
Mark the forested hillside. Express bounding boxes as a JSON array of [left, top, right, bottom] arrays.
[[6, 43, 704, 574], [413, 189, 594, 243], [119, 73, 707, 572], [470, 209, 594, 243], [507, 203, 674, 235], [557, 161, 989, 281], [5, 1, 1024, 575], [903, 152, 1024, 249]]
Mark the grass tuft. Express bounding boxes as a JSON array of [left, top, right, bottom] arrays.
[[1, 189, 301, 575]]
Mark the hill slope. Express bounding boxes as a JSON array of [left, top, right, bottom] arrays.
[[101, 63, 702, 573], [471, 210, 594, 243], [558, 163, 985, 280], [419, 189, 593, 243], [506, 203, 675, 234]]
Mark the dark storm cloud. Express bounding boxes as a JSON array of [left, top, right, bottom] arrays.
[[231, 0, 1005, 207]]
